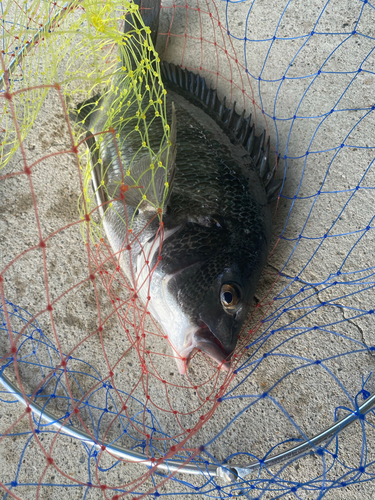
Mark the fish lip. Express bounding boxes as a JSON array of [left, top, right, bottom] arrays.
[[173, 325, 233, 375], [192, 322, 233, 371]]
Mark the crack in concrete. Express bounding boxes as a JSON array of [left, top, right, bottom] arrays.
[[264, 264, 374, 357]]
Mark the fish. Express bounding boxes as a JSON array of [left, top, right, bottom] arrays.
[[70, 0, 281, 375]]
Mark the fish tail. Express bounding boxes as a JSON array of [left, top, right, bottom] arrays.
[[130, 0, 161, 47], [123, 0, 161, 67]]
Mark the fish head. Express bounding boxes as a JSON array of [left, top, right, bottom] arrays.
[[151, 247, 262, 375], [181, 265, 255, 374], [193, 272, 250, 371]]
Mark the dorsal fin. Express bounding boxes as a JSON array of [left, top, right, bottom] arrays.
[[161, 61, 281, 201], [161, 61, 255, 149], [108, 102, 177, 211]]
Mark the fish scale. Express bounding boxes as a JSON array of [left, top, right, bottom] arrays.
[[71, 0, 282, 374]]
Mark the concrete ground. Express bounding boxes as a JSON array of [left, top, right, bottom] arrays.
[[1, 0, 375, 499]]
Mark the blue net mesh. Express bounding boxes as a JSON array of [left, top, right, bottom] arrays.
[[1, 0, 375, 498]]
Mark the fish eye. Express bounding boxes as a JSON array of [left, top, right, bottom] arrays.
[[220, 284, 240, 311]]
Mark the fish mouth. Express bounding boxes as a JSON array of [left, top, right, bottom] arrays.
[[178, 322, 233, 374]]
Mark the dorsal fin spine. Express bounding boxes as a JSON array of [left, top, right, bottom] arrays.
[[159, 61, 280, 200]]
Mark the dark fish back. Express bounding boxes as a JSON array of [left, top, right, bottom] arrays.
[[161, 62, 263, 164], [153, 86, 273, 315]]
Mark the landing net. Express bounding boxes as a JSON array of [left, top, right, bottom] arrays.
[[1, 1, 375, 499]]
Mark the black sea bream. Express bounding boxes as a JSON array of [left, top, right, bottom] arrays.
[[71, 0, 281, 374]]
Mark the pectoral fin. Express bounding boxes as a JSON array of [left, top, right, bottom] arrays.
[[117, 101, 177, 212]]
